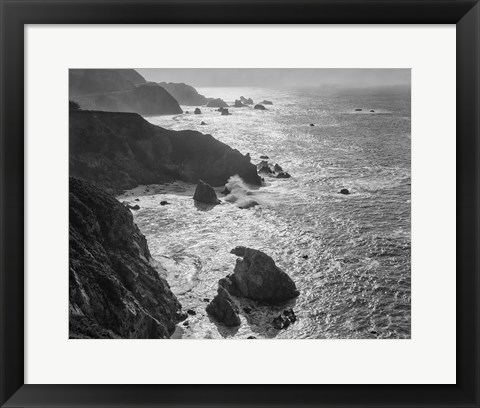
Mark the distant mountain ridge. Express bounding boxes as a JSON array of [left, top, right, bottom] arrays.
[[69, 69, 182, 116]]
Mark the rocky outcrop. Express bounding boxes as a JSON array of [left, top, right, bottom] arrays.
[[240, 96, 254, 105], [339, 188, 350, 195], [272, 309, 297, 330], [254, 104, 266, 110], [206, 286, 241, 326], [69, 70, 182, 116], [276, 172, 291, 179], [194, 108, 202, 114], [158, 82, 210, 106], [221, 108, 232, 116], [234, 100, 247, 108], [207, 98, 228, 108], [69, 177, 182, 339], [193, 180, 221, 205], [273, 164, 283, 172], [70, 110, 261, 193], [228, 247, 299, 303]]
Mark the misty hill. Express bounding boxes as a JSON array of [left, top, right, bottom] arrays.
[[69, 69, 182, 116], [69, 176, 183, 339], [69, 69, 146, 96], [158, 82, 210, 106], [70, 110, 262, 193]]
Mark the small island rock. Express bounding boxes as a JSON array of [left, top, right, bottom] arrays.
[[229, 247, 300, 303], [193, 180, 221, 205], [194, 108, 202, 114], [254, 104, 267, 110], [206, 286, 241, 326]]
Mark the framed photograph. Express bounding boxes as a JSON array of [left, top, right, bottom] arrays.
[[1, 0, 479, 407]]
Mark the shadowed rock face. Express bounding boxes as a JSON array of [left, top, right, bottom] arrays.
[[69, 177, 182, 339], [206, 286, 241, 327], [70, 110, 261, 193], [193, 180, 221, 205], [158, 82, 210, 106], [229, 247, 300, 303]]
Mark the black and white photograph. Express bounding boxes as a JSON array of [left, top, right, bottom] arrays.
[[69, 68, 411, 340]]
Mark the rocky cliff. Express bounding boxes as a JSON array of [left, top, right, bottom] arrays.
[[69, 70, 182, 116], [158, 82, 210, 106], [70, 110, 262, 193], [69, 69, 146, 96], [69, 177, 183, 338]]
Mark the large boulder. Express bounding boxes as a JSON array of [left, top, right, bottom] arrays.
[[69, 177, 182, 339], [207, 98, 229, 108], [206, 286, 241, 326], [229, 247, 300, 303], [193, 180, 221, 205], [254, 104, 267, 110], [194, 108, 202, 114]]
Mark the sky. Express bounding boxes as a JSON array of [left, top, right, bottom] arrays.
[[136, 68, 410, 88]]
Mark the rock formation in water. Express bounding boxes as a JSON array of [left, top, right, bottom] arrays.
[[193, 180, 221, 205], [339, 188, 350, 195], [70, 110, 261, 193], [273, 164, 283, 172], [194, 108, 202, 114], [206, 286, 241, 326], [261, 100, 273, 105], [240, 96, 254, 105], [158, 82, 210, 106], [254, 104, 267, 110], [69, 177, 183, 339], [276, 172, 291, 179], [69, 70, 182, 116], [234, 100, 248, 108], [228, 247, 300, 303], [207, 98, 229, 108], [272, 309, 297, 330], [220, 108, 232, 116]]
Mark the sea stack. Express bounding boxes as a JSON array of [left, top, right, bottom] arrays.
[[228, 246, 300, 303], [193, 180, 221, 205]]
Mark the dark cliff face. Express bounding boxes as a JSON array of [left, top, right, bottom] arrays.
[[69, 177, 182, 339], [70, 110, 262, 193], [69, 70, 182, 116], [158, 82, 210, 106]]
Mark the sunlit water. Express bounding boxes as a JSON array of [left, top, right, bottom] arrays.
[[118, 87, 411, 339]]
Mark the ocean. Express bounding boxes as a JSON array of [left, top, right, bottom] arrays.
[[118, 87, 411, 339]]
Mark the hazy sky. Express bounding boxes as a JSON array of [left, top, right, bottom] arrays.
[[136, 68, 410, 88]]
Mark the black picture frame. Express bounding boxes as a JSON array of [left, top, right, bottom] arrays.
[[1, 1, 479, 407]]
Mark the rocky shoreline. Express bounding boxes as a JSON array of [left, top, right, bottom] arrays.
[[68, 72, 300, 339]]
